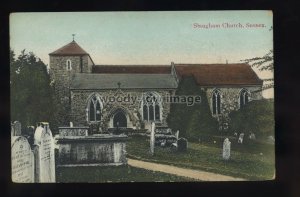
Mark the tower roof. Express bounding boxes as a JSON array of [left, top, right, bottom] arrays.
[[49, 41, 89, 55]]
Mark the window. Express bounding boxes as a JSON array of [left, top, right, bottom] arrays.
[[240, 89, 250, 108], [142, 92, 161, 121], [66, 59, 72, 71], [88, 95, 101, 122], [212, 89, 221, 115]]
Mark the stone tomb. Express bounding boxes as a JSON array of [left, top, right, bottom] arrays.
[[11, 136, 34, 183], [33, 122, 56, 182], [56, 127, 128, 166], [154, 127, 177, 147]]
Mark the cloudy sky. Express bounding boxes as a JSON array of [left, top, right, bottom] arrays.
[[10, 11, 273, 98]]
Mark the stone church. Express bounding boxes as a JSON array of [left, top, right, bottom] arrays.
[[49, 40, 263, 132]]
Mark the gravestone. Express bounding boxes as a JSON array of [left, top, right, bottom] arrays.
[[25, 126, 35, 146], [177, 138, 188, 152], [249, 132, 256, 140], [222, 138, 231, 160], [33, 122, 55, 182], [238, 133, 244, 144], [11, 136, 34, 182], [12, 121, 22, 136], [150, 122, 155, 155], [175, 130, 179, 140]]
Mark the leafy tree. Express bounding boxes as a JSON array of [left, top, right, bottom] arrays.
[[10, 49, 58, 133], [167, 76, 218, 140], [241, 50, 274, 91], [229, 99, 274, 137]]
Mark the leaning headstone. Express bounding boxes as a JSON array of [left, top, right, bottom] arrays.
[[33, 122, 55, 183], [12, 121, 22, 136], [11, 136, 34, 183], [177, 138, 188, 152], [150, 122, 155, 155], [222, 138, 231, 160], [238, 133, 244, 144]]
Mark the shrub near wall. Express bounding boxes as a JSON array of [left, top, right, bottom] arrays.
[[167, 76, 218, 141], [229, 99, 274, 137]]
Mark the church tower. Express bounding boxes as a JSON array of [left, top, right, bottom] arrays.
[[49, 38, 95, 118]]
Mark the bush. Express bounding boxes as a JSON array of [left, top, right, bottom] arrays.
[[167, 76, 218, 140], [229, 99, 274, 137]]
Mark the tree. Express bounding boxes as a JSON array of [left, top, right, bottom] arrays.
[[229, 99, 274, 137], [241, 50, 274, 91], [167, 76, 218, 140], [10, 49, 58, 132]]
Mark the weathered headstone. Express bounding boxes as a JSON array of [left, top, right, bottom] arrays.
[[175, 130, 179, 140], [11, 136, 34, 183], [150, 122, 155, 155], [33, 122, 55, 182], [12, 121, 22, 136], [238, 133, 244, 144], [249, 132, 256, 140], [11, 122, 15, 136], [222, 138, 231, 160], [177, 138, 188, 152]]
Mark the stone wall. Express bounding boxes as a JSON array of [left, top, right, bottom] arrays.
[[205, 86, 262, 130], [70, 89, 174, 130], [49, 55, 92, 105]]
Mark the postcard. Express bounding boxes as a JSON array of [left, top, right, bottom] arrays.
[[10, 11, 274, 182]]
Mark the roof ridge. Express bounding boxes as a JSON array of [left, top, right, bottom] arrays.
[[49, 41, 89, 55]]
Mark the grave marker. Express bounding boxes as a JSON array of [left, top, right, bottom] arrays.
[[11, 136, 34, 183], [177, 138, 188, 152], [150, 122, 155, 155], [12, 121, 22, 136], [33, 122, 55, 182], [175, 130, 179, 140], [222, 138, 231, 160], [238, 133, 244, 144]]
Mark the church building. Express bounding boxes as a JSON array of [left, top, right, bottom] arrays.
[[49, 40, 263, 132]]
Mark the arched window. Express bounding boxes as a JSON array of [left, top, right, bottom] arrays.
[[142, 92, 161, 122], [212, 89, 221, 115], [66, 59, 72, 71], [88, 95, 101, 122], [240, 89, 250, 108]]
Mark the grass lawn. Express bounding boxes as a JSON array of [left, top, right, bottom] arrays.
[[56, 165, 195, 182], [127, 136, 275, 180]]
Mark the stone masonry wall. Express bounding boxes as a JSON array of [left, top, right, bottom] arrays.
[[70, 89, 174, 130], [205, 86, 262, 130], [49, 55, 92, 105]]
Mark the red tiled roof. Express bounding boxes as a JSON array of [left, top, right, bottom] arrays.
[[92, 65, 171, 74], [49, 41, 89, 55], [89, 64, 262, 86], [175, 64, 263, 86]]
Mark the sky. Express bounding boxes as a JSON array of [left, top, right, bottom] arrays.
[[10, 11, 273, 98]]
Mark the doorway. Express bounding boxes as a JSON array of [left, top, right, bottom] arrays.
[[113, 111, 127, 128]]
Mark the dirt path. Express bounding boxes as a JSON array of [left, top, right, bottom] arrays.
[[128, 159, 246, 181]]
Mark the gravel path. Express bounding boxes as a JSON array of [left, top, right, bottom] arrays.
[[128, 159, 246, 181]]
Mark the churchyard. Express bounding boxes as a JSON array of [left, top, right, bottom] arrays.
[[126, 135, 275, 180], [11, 119, 274, 182]]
